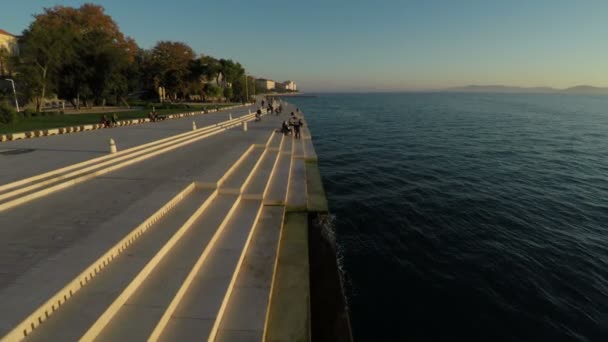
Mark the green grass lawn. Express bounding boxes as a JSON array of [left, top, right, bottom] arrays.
[[0, 104, 238, 134]]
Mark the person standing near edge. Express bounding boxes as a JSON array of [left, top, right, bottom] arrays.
[[290, 112, 303, 139]]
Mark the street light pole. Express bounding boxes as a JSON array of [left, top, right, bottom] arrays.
[[4, 78, 19, 112], [244, 74, 249, 103]]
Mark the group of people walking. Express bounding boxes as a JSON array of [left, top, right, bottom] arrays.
[[281, 111, 304, 139], [259, 97, 283, 115]]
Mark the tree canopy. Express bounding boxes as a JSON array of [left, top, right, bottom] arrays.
[[11, 3, 255, 111]]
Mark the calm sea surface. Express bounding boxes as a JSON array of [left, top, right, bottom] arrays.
[[288, 93, 608, 342]]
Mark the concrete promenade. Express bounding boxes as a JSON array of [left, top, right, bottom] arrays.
[[0, 105, 257, 184], [0, 102, 321, 341]]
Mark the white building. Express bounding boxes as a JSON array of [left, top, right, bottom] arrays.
[[256, 78, 276, 91], [283, 80, 297, 91]]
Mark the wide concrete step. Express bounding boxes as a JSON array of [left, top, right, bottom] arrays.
[[0, 114, 256, 213], [287, 158, 307, 211], [293, 138, 305, 158], [22, 188, 215, 341], [242, 149, 280, 200], [264, 152, 292, 206], [94, 194, 239, 341], [219, 146, 265, 194], [301, 125, 312, 140], [267, 132, 283, 150], [214, 205, 285, 342], [265, 212, 311, 342], [303, 138, 318, 161], [280, 135, 293, 154], [157, 199, 263, 341]]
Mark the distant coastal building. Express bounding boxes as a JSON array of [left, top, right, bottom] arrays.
[[255, 78, 298, 92], [0, 29, 19, 75], [283, 80, 297, 91], [256, 78, 276, 91]]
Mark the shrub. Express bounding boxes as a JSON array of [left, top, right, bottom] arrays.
[[0, 103, 19, 124], [21, 109, 36, 118]]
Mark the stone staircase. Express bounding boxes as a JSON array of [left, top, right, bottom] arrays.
[[1, 121, 321, 341]]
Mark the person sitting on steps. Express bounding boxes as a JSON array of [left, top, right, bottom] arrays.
[[281, 120, 291, 135]]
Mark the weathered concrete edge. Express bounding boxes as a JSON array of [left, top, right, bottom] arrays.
[[264, 158, 332, 341], [264, 211, 311, 342], [305, 155, 354, 341], [0, 104, 252, 143], [305, 161, 329, 213]]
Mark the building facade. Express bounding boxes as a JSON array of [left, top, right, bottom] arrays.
[[283, 80, 297, 91], [275, 82, 287, 91], [256, 78, 276, 91], [0, 29, 19, 75]]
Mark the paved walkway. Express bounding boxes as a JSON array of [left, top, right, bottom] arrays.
[[0, 105, 256, 184], [0, 98, 321, 340], [0, 105, 291, 294]]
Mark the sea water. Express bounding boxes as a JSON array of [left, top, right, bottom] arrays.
[[289, 93, 608, 342]]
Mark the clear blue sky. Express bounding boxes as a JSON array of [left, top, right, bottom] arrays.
[[2, 0, 607, 91]]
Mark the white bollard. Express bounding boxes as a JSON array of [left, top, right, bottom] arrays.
[[243, 121, 248, 132], [109, 138, 117, 154], [192, 121, 197, 130], [229, 113, 233, 120]]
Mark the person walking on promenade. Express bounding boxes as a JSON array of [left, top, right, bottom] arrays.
[[111, 113, 118, 127], [293, 116, 303, 139], [289, 112, 302, 139], [101, 114, 110, 128]]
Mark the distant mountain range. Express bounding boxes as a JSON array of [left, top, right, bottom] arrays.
[[444, 85, 608, 95]]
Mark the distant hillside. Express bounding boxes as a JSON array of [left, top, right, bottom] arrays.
[[563, 85, 608, 94], [445, 85, 608, 95]]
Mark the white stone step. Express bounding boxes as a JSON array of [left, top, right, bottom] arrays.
[[157, 199, 263, 341], [219, 147, 265, 194], [264, 153, 292, 206], [242, 149, 280, 200], [303, 138, 318, 161], [23, 188, 215, 341], [280, 135, 293, 154], [287, 158, 307, 211], [293, 137, 305, 158], [267, 132, 283, 150], [300, 125, 312, 139], [214, 205, 284, 341], [94, 194, 239, 341]]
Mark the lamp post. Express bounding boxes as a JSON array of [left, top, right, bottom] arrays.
[[244, 74, 249, 103], [4, 78, 19, 112]]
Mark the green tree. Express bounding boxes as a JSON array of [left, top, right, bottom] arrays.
[[18, 4, 138, 110], [145, 41, 195, 99], [223, 87, 233, 100], [18, 7, 76, 111], [204, 84, 222, 99]]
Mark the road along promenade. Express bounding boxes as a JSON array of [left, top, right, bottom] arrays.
[[0, 102, 330, 341]]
